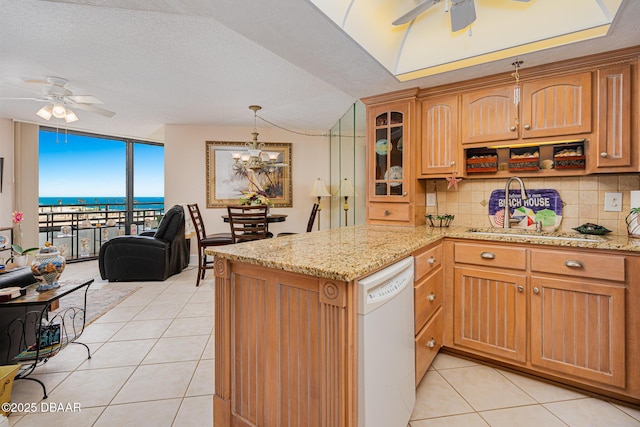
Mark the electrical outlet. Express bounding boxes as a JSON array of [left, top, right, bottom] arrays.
[[426, 193, 437, 207], [604, 192, 622, 212]]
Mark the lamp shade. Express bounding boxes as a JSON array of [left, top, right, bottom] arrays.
[[37, 105, 53, 120], [340, 178, 355, 197], [64, 109, 78, 123], [51, 103, 66, 119], [309, 178, 331, 198]]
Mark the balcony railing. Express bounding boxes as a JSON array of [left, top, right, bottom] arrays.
[[38, 201, 164, 262]]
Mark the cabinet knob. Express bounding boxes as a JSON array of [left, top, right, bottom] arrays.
[[480, 251, 496, 259], [517, 286, 524, 293], [533, 287, 540, 294], [601, 152, 608, 158], [427, 338, 437, 348], [384, 210, 390, 216], [427, 292, 436, 302], [450, 161, 456, 166], [565, 260, 585, 269], [510, 125, 517, 131], [524, 124, 531, 130], [402, 192, 408, 196], [427, 256, 436, 265]]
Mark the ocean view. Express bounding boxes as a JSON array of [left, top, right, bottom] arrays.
[[39, 196, 165, 211]]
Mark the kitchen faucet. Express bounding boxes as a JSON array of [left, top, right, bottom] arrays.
[[503, 176, 528, 228]]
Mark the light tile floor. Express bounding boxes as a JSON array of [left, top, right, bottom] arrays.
[[4, 261, 640, 426]]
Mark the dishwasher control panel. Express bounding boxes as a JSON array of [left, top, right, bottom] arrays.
[[366, 273, 411, 304]]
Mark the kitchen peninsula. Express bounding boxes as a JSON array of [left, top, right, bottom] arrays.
[[209, 225, 640, 426]]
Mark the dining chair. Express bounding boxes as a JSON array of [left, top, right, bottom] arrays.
[[277, 203, 319, 237], [227, 205, 269, 243], [187, 203, 233, 287]]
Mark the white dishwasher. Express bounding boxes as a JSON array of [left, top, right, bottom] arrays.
[[357, 256, 415, 427]]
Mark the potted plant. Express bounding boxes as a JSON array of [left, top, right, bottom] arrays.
[[10, 244, 39, 267]]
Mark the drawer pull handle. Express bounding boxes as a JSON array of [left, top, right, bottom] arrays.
[[601, 152, 608, 158], [384, 210, 390, 216], [510, 125, 517, 131], [427, 256, 436, 265], [517, 286, 524, 293], [524, 124, 531, 130], [480, 252, 496, 259], [427, 293, 436, 302], [427, 339, 436, 348], [533, 287, 540, 294], [450, 161, 456, 166], [565, 260, 585, 269]]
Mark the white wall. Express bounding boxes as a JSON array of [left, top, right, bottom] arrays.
[[0, 119, 14, 228], [164, 124, 330, 250]]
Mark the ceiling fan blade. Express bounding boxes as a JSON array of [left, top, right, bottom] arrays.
[[0, 97, 48, 101], [67, 95, 103, 104], [392, 0, 440, 26], [450, 0, 476, 32], [68, 101, 115, 118]]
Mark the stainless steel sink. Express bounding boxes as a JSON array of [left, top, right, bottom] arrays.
[[466, 228, 605, 243]]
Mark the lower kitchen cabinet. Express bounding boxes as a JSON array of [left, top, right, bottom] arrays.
[[530, 275, 626, 388], [413, 242, 443, 384], [444, 239, 639, 404], [453, 266, 527, 363]]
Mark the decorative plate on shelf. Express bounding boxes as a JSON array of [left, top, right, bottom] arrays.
[[375, 139, 390, 155], [573, 223, 611, 235], [0, 235, 6, 249], [384, 166, 403, 187]]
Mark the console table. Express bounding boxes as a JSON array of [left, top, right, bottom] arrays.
[[0, 279, 94, 398]]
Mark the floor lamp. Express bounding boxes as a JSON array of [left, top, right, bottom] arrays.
[[341, 178, 355, 226], [309, 178, 330, 230]]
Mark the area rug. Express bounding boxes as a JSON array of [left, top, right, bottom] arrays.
[[49, 285, 140, 327]]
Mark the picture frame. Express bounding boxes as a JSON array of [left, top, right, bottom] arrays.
[[206, 141, 292, 208]]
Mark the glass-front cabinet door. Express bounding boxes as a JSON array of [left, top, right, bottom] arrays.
[[369, 102, 410, 202]]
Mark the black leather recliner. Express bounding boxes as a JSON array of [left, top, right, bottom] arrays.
[[98, 205, 189, 282]]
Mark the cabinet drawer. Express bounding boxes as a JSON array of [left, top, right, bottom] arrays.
[[415, 244, 442, 282], [454, 242, 526, 270], [414, 267, 443, 333], [530, 249, 625, 282], [415, 307, 443, 385], [368, 203, 411, 222]]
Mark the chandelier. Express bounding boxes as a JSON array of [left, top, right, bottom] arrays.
[[231, 105, 282, 171], [36, 101, 78, 123]]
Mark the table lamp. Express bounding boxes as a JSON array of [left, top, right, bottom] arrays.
[[309, 178, 331, 230], [340, 178, 355, 226]]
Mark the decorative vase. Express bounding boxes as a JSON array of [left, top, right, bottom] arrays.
[[30, 243, 66, 292]]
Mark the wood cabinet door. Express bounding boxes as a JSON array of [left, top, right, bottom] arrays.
[[368, 101, 412, 203], [530, 275, 625, 388], [461, 85, 518, 144], [592, 63, 634, 171], [453, 266, 527, 362], [521, 72, 592, 139], [420, 95, 459, 176]]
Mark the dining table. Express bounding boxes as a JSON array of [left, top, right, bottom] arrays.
[[221, 213, 288, 234]]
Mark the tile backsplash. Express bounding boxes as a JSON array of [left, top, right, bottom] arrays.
[[426, 175, 640, 234]]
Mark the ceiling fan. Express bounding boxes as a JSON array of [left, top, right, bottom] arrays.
[[1, 76, 115, 122], [392, 0, 531, 32]]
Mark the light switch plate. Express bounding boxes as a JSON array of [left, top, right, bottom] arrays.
[[426, 193, 437, 207], [604, 192, 622, 212]]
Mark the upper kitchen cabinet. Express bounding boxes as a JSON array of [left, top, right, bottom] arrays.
[[461, 72, 592, 145], [420, 95, 461, 177], [362, 89, 425, 226], [520, 72, 592, 139], [590, 63, 636, 172], [461, 85, 518, 145]]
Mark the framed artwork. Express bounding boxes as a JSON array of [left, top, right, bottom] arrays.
[[206, 141, 292, 208]]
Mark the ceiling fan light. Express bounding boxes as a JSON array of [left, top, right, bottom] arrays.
[[64, 109, 78, 123], [36, 105, 53, 120], [52, 103, 66, 118]]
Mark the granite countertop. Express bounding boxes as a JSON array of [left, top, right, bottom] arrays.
[[207, 225, 640, 282]]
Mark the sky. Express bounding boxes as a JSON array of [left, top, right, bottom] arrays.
[[39, 130, 164, 197]]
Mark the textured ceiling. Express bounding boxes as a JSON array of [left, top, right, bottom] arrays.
[[0, 0, 638, 141]]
